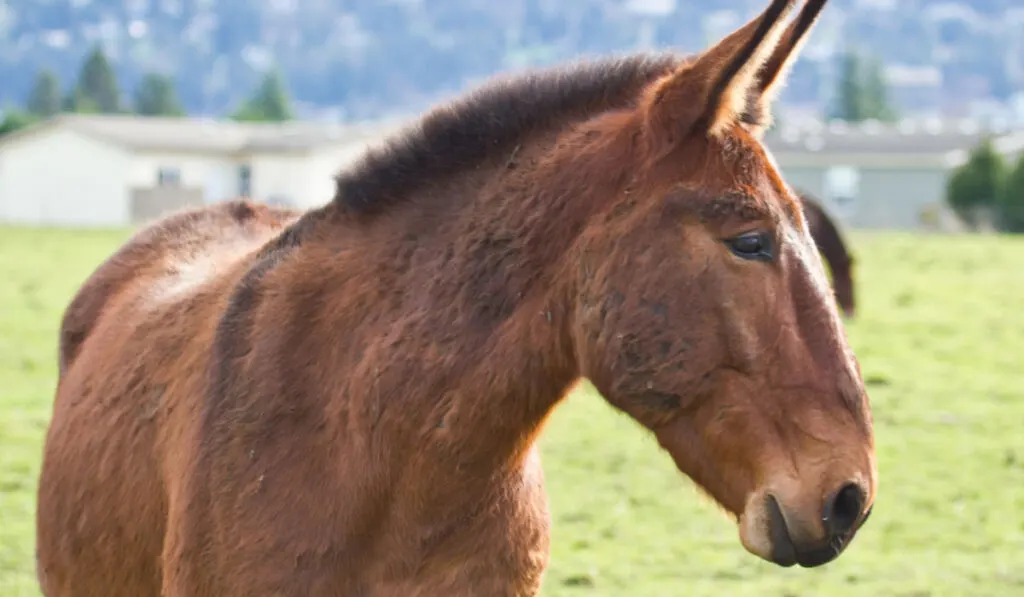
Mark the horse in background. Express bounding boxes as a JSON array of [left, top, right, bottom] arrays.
[[37, 1, 876, 595], [798, 192, 857, 318]]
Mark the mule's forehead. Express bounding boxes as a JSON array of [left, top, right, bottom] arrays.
[[709, 127, 804, 231]]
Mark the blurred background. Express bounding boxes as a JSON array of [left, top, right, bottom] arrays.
[[0, 1, 1022, 596]]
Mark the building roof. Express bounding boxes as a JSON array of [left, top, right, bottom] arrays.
[[6, 112, 1023, 168], [763, 117, 1024, 157], [0, 113, 404, 154]]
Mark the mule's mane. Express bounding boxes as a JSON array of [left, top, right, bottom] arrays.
[[332, 53, 685, 216]]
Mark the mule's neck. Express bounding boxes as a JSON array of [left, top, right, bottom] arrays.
[[295, 110, 646, 482], [419, 166, 596, 468], [439, 286, 581, 470], [299, 191, 580, 476]]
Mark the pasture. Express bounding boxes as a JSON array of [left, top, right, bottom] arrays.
[[1, 226, 1022, 596]]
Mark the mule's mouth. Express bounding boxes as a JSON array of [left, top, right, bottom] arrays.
[[765, 494, 872, 568]]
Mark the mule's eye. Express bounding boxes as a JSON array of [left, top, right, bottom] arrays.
[[725, 231, 773, 261]]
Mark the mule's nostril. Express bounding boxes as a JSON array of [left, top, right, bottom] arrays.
[[824, 482, 863, 537]]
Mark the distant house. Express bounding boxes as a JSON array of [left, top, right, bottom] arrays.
[[0, 114, 399, 227], [764, 119, 1024, 230], [5, 113, 1023, 232]]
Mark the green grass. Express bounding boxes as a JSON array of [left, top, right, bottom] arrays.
[[1, 227, 1022, 596]]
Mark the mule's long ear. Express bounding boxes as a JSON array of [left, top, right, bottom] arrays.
[[642, 0, 796, 146], [745, 0, 830, 135]]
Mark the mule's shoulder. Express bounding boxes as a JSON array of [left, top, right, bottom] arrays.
[[204, 207, 325, 423], [57, 200, 302, 378]]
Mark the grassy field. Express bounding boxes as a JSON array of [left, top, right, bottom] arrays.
[[1, 226, 1022, 597]]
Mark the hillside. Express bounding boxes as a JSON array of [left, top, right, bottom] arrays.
[[1, 0, 1022, 120]]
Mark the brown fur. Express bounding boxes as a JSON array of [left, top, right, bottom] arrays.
[[37, 2, 876, 595]]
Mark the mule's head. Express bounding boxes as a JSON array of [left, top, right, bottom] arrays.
[[572, 0, 876, 568]]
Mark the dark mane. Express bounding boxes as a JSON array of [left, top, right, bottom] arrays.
[[332, 53, 684, 216]]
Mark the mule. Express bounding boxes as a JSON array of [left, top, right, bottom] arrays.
[[37, 1, 877, 595], [798, 192, 857, 317]]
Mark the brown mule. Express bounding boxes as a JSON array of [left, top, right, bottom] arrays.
[[36, 1, 877, 595], [798, 192, 857, 317]]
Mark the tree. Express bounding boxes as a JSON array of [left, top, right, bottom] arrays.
[[998, 155, 1024, 233], [860, 55, 897, 123], [830, 52, 866, 122], [134, 73, 185, 116], [69, 45, 122, 113], [231, 69, 294, 122], [945, 138, 1006, 228], [27, 69, 62, 118], [828, 50, 897, 122], [63, 89, 100, 114], [0, 108, 38, 137]]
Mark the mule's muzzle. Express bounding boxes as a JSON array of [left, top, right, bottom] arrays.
[[766, 482, 871, 568]]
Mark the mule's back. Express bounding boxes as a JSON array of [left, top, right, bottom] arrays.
[[38, 199, 301, 597], [56, 201, 300, 378]]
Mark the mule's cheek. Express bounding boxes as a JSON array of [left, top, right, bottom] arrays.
[[584, 298, 695, 413], [651, 419, 710, 489], [651, 412, 753, 519], [603, 338, 699, 426]]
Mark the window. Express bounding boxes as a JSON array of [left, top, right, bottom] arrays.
[[824, 166, 859, 218], [157, 167, 181, 187], [238, 165, 252, 198], [265, 194, 295, 208]]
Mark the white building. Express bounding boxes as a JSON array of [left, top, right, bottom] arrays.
[[764, 118, 1024, 230], [6, 113, 1023, 232], [0, 114, 398, 227]]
